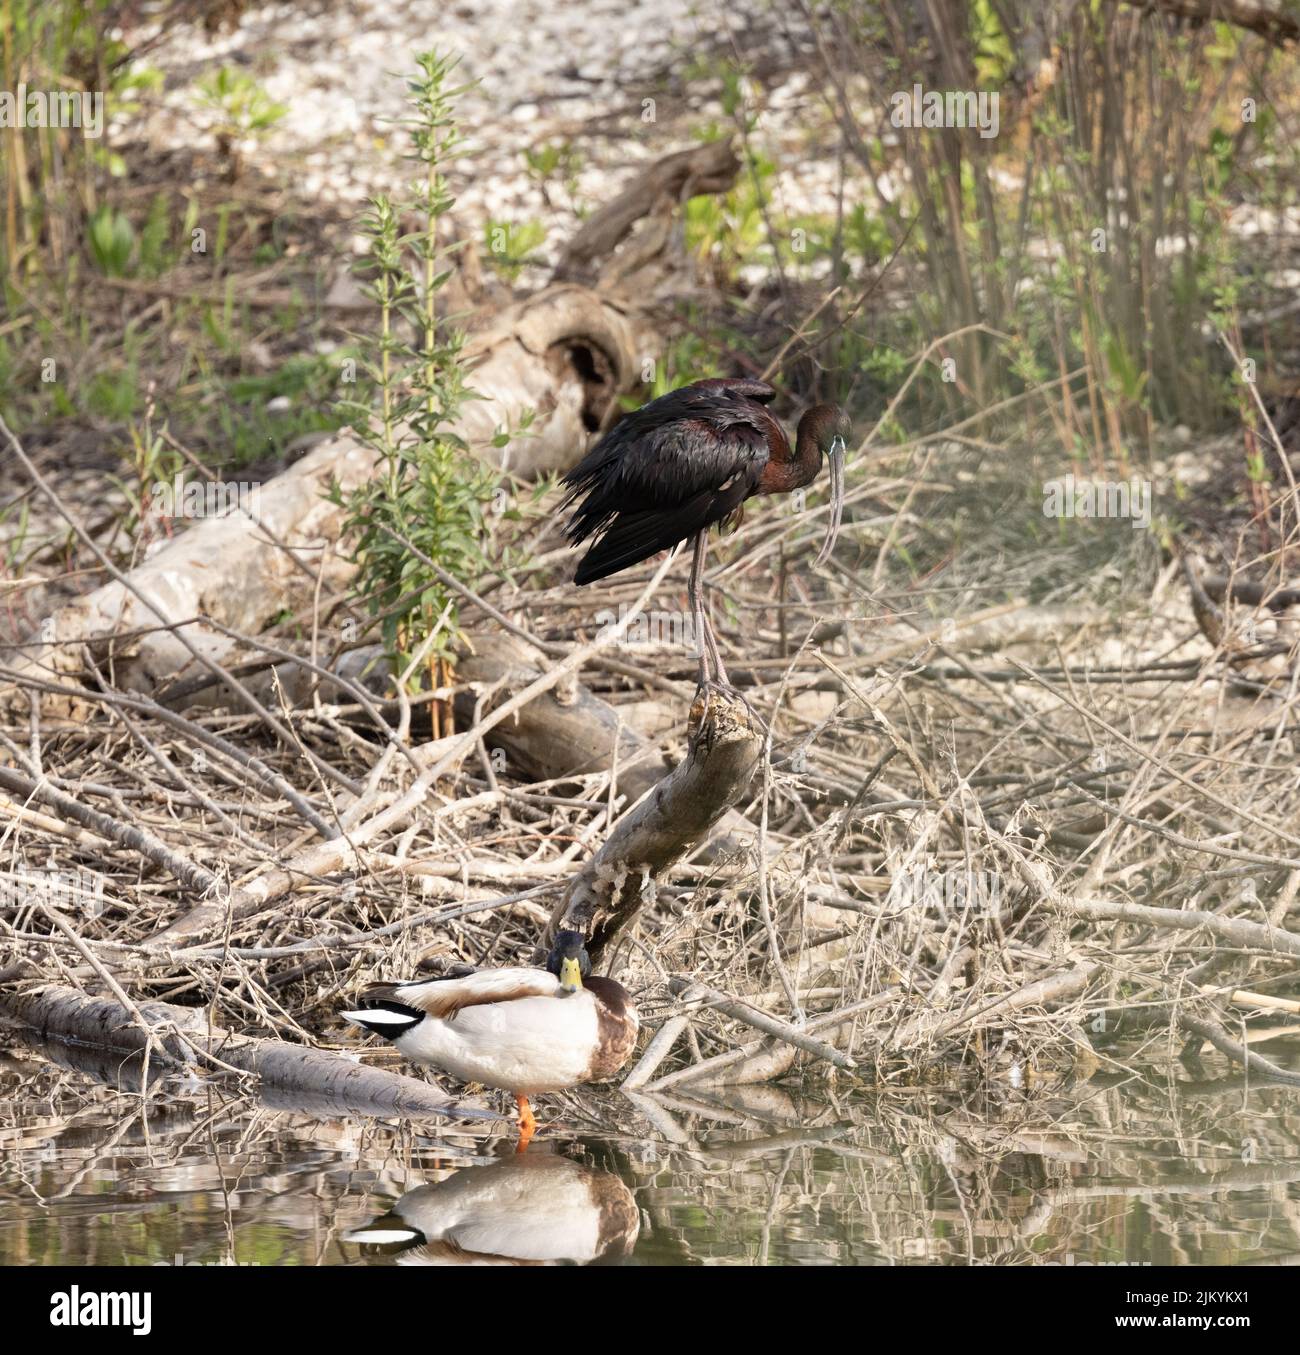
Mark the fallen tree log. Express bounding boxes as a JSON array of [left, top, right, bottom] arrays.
[[454, 634, 671, 803], [1, 288, 635, 717], [455, 637, 773, 862], [554, 138, 740, 287], [0, 983, 498, 1121], [1120, 0, 1299, 45], [548, 686, 764, 959]]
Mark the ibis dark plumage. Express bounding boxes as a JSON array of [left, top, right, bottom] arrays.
[[561, 377, 848, 687]]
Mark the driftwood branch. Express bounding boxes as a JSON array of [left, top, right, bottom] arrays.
[[1178, 1010, 1300, 1087], [454, 634, 669, 804], [1062, 897, 1300, 961], [645, 993, 902, 1091], [0, 762, 218, 894], [1120, 0, 1299, 45], [886, 962, 1101, 1052], [553, 139, 741, 285], [620, 1014, 691, 1090], [666, 976, 857, 1071], [0, 984, 498, 1121], [549, 687, 764, 958]]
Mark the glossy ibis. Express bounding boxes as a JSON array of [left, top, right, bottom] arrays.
[[561, 377, 848, 687]]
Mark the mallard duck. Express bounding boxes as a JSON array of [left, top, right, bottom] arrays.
[[342, 1154, 640, 1265], [341, 931, 638, 1146]]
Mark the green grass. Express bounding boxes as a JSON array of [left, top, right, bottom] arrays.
[[213, 351, 367, 467]]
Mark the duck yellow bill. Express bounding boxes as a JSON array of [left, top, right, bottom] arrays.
[[559, 957, 584, 993], [813, 434, 846, 567]]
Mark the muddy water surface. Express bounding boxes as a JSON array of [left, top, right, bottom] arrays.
[[2, 1041, 1298, 1266]]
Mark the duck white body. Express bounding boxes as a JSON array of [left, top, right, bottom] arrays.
[[343, 1155, 639, 1266], [341, 964, 638, 1096], [380, 970, 601, 1093]]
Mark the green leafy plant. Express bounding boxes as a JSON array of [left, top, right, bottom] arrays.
[[333, 51, 499, 715], [85, 365, 139, 420], [483, 218, 548, 282], [522, 140, 584, 212], [970, 0, 1015, 86], [87, 205, 135, 276], [197, 66, 288, 172], [684, 150, 776, 284], [137, 193, 174, 277], [0, 498, 32, 575], [204, 350, 365, 466], [1, 1, 142, 282], [104, 401, 180, 546]]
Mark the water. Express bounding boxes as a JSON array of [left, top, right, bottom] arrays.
[[2, 1041, 1298, 1266]]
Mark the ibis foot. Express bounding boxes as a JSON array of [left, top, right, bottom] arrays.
[[691, 676, 764, 736]]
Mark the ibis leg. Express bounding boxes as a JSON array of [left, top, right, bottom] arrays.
[[689, 532, 728, 687], [515, 1093, 537, 1152]]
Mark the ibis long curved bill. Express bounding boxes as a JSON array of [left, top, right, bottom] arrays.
[[813, 433, 847, 567]]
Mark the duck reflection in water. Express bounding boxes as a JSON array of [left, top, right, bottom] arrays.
[[343, 1151, 639, 1266]]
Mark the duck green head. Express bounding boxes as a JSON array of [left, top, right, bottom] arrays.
[[547, 929, 592, 995]]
